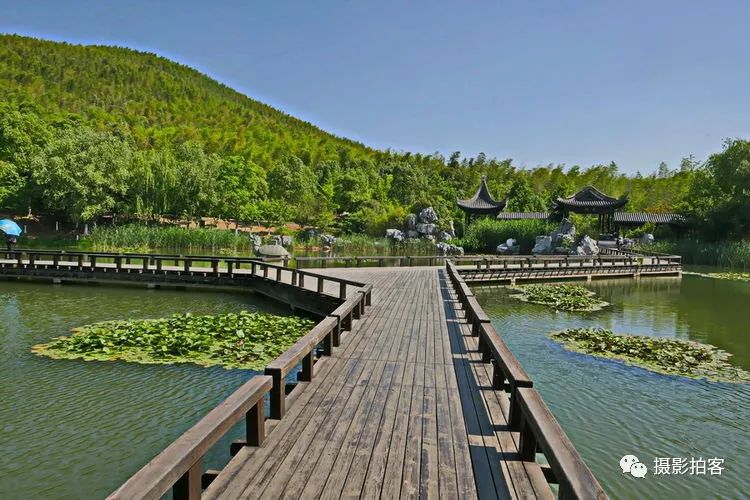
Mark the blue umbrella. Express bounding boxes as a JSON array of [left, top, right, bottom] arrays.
[[0, 219, 22, 237]]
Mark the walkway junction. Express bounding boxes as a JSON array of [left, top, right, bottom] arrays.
[[0, 248, 681, 499]]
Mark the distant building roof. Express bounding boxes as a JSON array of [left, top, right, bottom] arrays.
[[495, 210, 687, 225], [496, 212, 550, 220], [554, 186, 628, 213], [457, 176, 507, 214], [613, 212, 688, 225]]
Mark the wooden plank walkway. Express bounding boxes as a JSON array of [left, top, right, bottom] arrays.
[[204, 267, 550, 499]]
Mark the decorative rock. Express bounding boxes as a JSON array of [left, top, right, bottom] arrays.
[[270, 235, 283, 245], [578, 235, 599, 255], [437, 242, 464, 256], [281, 235, 293, 247], [418, 207, 439, 224], [559, 218, 575, 236], [257, 244, 290, 257], [438, 231, 452, 242], [640, 233, 655, 245], [406, 230, 419, 239], [570, 245, 586, 256], [496, 244, 519, 255], [248, 234, 262, 248], [386, 228, 405, 242], [532, 235, 553, 255], [320, 234, 336, 246], [416, 223, 437, 235], [405, 214, 417, 231], [422, 235, 435, 242]]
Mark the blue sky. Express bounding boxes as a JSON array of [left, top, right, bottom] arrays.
[[2, 1, 749, 174]]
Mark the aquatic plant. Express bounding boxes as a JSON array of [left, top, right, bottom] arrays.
[[637, 240, 750, 269], [551, 328, 750, 383], [510, 284, 608, 311], [88, 224, 255, 254], [32, 311, 315, 370], [706, 272, 750, 282]]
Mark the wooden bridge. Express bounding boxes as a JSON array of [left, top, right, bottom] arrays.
[[0, 249, 680, 499]]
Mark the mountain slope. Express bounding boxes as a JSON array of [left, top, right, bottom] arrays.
[[0, 34, 371, 167]]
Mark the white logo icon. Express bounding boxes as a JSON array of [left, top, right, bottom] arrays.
[[620, 455, 648, 478]]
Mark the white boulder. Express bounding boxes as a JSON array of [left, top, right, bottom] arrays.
[[419, 207, 439, 224], [416, 223, 437, 235], [386, 228, 405, 242], [640, 233, 655, 245], [532, 235, 553, 255]]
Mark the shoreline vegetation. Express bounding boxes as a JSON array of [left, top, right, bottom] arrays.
[[550, 328, 750, 383], [685, 271, 750, 282], [32, 311, 315, 371], [509, 284, 609, 312]]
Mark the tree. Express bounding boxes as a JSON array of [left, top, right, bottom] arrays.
[[31, 127, 133, 222], [216, 156, 268, 222], [506, 177, 546, 212]]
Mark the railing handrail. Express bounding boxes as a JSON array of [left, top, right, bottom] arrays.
[[98, 254, 374, 498], [445, 261, 606, 499], [107, 375, 272, 500]]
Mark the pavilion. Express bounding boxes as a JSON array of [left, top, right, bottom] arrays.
[[457, 176, 507, 225], [553, 186, 628, 233]]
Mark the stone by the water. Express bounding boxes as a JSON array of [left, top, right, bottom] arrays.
[[418, 207, 439, 224]]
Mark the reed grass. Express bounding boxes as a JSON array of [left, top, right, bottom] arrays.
[[639, 240, 750, 269], [87, 224, 254, 254]]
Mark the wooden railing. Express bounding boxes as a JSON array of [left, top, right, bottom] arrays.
[[1, 249, 374, 499], [445, 262, 607, 499]]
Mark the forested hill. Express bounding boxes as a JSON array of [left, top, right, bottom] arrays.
[[0, 34, 371, 164], [2, 34, 741, 241]]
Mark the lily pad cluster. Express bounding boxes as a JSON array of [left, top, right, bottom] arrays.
[[510, 284, 608, 311], [551, 328, 750, 383], [707, 272, 750, 282], [32, 311, 315, 370]]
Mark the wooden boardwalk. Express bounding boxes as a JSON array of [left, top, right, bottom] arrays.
[[205, 267, 549, 499], [2, 250, 611, 498]]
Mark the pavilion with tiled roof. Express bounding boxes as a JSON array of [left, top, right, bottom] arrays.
[[457, 176, 507, 224], [553, 186, 628, 233]]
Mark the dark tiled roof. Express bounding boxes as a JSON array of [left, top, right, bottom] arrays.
[[614, 212, 687, 224], [457, 177, 506, 212], [555, 185, 628, 210], [496, 212, 550, 220]]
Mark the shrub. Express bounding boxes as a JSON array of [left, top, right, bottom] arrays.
[[638, 239, 750, 269], [462, 218, 556, 253]]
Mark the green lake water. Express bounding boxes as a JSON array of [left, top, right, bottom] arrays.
[[474, 272, 750, 499], [1, 272, 748, 499], [0, 281, 289, 499]]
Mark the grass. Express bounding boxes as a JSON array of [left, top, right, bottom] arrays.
[[509, 284, 609, 311], [32, 311, 315, 370], [638, 239, 750, 269], [461, 218, 556, 254], [322, 234, 438, 256], [551, 328, 750, 383], [87, 224, 255, 254]]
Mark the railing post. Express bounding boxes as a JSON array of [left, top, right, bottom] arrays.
[[115, 256, 123, 271], [77, 254, 83, 270], [246, 400, 265, 447], [227, 260, 234, 276], [52, 254, 60, 269], [212, 259, 219, 275], [172, 458, 202, 500], [518, 416, 537, 461], [251, 262, 257, 275], [266, 368, 285, 420], [276, 267, 282, 281], [291, 269, 298, 286], [263, 265, 269, 278], [492, 361, 505, 390], [323, 329, 333, 356], [90, 255, 97, 269], [339, 281, 347, 299], [301, 351, 314, 382], [318, 276, 324, 293], [299, 272, 305, 288], [183, 259, 191, 274]]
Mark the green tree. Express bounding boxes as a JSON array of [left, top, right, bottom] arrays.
[[506, 177, 546, 212], [31, 127, 133, 222]]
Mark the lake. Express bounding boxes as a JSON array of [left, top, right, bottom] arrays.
[[473, 272, 750, 499], [0, 281, 289, 499]]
